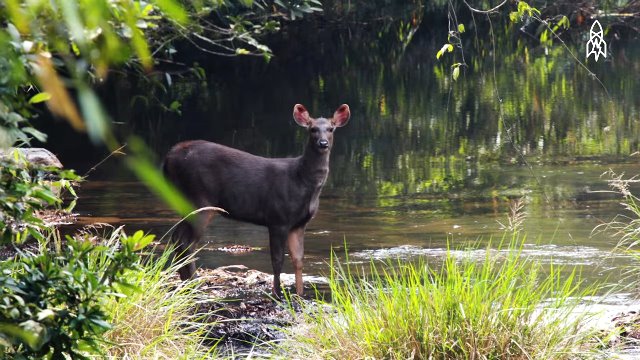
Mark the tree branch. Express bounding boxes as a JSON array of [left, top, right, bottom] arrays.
[[463, 0, 509, 14]]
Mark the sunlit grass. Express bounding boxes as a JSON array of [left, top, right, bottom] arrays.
[[282, 235, 600, 359], [97, 240, 215, 359]]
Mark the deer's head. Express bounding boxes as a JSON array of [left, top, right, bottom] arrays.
[[293, 104, 350, 154]]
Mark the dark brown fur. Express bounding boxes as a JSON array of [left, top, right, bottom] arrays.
[[163, 104, 350, 296]]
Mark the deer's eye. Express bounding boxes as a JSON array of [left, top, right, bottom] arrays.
[[327, 127, 334, 133], [310, 127, 319, 133]]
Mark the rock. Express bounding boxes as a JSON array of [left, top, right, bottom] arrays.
[[0, 148, 71, 221], [215, 244, 260, 253], [613, 310, 640, 341], [0, 148, 63, 168]]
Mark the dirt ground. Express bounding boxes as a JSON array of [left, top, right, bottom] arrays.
[[195, 265, 325, 355]]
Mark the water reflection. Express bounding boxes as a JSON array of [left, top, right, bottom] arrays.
[[73, 162, 638, 284]]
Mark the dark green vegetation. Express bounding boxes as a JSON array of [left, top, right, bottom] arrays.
[[0, 0, 321, 358], [0, 153, 78, 243], [3, 0, 640, 358], [0, 230, 154, 358]]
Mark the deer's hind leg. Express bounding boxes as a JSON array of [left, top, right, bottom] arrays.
[[171, 211, 215, 280], [268, 226, 289, 298]]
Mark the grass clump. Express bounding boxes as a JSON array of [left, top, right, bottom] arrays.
[[95, 228, 214, 359], [286, 236, 598, 359]]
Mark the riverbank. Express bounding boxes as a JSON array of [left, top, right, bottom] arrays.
[[191, 252, 640, 359]]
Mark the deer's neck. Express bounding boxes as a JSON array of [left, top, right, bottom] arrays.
[[298, 144, 330, 188]]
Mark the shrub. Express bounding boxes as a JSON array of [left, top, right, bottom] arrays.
[[0, 228, 154, 359], [0, 151, 78, 244]]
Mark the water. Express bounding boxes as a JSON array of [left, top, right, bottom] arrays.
[[71, 161, 639, 283], [44, 6, 640, 296]]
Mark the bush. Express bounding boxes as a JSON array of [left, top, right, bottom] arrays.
[[284, 236, 599, 359], [0, 151, 78, 244], [0, 228, 154, 359]]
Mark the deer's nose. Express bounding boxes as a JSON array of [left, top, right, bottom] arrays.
[[318, 139, 329, 148]]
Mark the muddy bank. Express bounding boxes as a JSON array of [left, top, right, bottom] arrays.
[[194, 264, 640, 357], [196, 265, 328, 355]]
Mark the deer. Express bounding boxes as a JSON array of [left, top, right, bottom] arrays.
[[163, 104, 350, 297]]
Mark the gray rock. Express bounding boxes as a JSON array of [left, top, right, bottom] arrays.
[[0, 148, 63, 168]]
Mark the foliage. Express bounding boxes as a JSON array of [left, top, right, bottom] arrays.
[[0, 151, 79, 245], [0, 229, 155, 359], [0, 0, 324, 219], [0, 0, 323, 147], [436, 1, 575, 81], [100, 233, 212, 359], [0, 31, 47, 148], [284, 236, 598, 359]]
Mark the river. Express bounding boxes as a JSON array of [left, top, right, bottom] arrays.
[[42, 4, 640, 301]]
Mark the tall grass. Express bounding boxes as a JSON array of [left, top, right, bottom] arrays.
[[285, 235, 599, 359], [596, 170, 640, 250], [83, 226, 214, 359]]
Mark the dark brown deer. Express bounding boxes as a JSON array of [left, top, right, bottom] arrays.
[[163, 104, 350, 297]]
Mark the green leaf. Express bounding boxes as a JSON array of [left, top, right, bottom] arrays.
[[130, 26, 152, 69], [28, 92, 51, 104], [113, 280, 141, 295], [33, 188, 59, 205], [71, 41, 80, 55], [458, 24, 465, 33], [27, 228, 44, 242], [89, 318, 111, 330], [37, 309, 55, 321], [59, 1, 86, 46], [126, 137, 194, 217], [517, 1, 529, 14], [0, 323, 42, 350], [132, 231, 154, 251], [141, 4, 154, 16], [169, 100, 181, 113], [153, 0, 188, 24], [77, 85, 109, 144], [65, 198, 77, 212], [452, 66, 460, 81], [540, 29, 548, 43], [22, 127, 48, 142], [436, 44, 453, 60]]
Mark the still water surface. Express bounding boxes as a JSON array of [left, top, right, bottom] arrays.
[[73, 162, 639, 288]]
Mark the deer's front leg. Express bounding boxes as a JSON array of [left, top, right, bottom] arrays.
[[287, 227, 305, 296], [268, 226, 288, 298]]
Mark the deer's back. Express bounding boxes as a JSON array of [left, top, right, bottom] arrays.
[[163, 140, 314, 227]]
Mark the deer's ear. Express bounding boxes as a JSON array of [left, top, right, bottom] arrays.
[[293, 104, 311, 127], [332, 104, 350, 127]]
